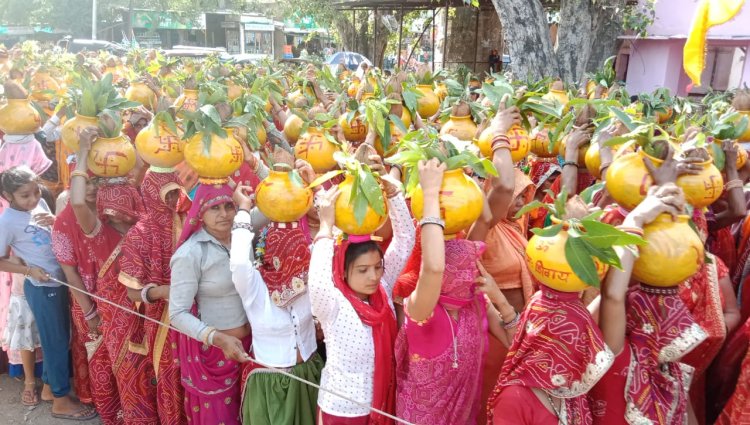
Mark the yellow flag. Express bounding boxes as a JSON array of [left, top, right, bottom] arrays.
[[683, 0, 745, 86]]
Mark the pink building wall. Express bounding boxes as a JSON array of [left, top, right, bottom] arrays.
[[624, 0, 750, 95]]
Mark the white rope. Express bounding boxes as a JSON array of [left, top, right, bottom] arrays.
[[48, 277, 415, 425]]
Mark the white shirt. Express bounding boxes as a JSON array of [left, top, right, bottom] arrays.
[[309, 193, 415, 417], [230, 210, 317, 368]]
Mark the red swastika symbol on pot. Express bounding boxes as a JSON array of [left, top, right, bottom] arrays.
[[155, 135, 180, 154], [94, 151, 128, 175]]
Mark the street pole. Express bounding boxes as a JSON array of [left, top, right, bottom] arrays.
[[92, 0, 97, 39]]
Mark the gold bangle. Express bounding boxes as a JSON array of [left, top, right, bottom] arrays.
[[70, 170, 89, 181]]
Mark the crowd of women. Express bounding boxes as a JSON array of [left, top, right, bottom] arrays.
[[0, 42, 749, 425]]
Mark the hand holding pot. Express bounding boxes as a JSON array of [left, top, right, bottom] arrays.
[[418, 158, 446, 197], [487, 105, 521, 138], [723, 139, 739, 170], [294, 159, 316, 186], [232, 185, 256, 212], [564, 125, 593, 162], [624, 183, 685, 228], [317, 187, 341, 231], [77, 126, 98, 157]]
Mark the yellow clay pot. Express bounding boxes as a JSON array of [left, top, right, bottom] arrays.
[[439, 115, 477, 142], [585, 143, 635, 179], [347, 82, 360, 98], [435, 83, 448, 101], [184, 131, 244, 184], [339, 113, 368, 143], [416, 84, 440, 118], [173, 89, 199, 115], [675, 159, 723, 208], [294, 127, 340, 173], [526, 225, 608, 292], [0, 99, 42, 134], [632, 214, 704, 287], [125, 82, 157, 110], [227, 81, 243, 101], [605, 150, 657, 210], [61, 113, 99, 151], [284, 114, 305, 145], [134, 122, 185, 168], [410, 168, 483, 236], [713, 139, 747, 169], [476, 124, 530, 163], [30, 72, 60, 102], [543, 89, 569, 108], [335, 175, 388, 235], [256, 170, 313, 222], [530, 126, 559, 158], [87, 134, 137, 177], [655, 108, 673, 124], [738, 111, 750, 142]]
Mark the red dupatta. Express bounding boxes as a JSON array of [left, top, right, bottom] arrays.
[[487, 286, 615, 425], [332, 235, 397, 425]]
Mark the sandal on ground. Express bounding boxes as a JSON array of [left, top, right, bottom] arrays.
[[21, 382, 39, 406], [51, 405, 98, 421]]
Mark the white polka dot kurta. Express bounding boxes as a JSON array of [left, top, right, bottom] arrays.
[[309, 193, 415, 417]]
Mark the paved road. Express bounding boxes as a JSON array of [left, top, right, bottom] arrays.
[[0, 375, 100, 424]]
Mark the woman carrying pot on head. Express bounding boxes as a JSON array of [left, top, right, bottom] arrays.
[[589, 183, 708, 425], [309, 164, 416, 424], [229, 159, 323, 424], [118, 167, 191, 425], [169, 183, 251, 424], [394, 155, 518, 424]]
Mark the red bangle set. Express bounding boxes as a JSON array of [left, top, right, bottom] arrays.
[[491, 135, 511, 154]]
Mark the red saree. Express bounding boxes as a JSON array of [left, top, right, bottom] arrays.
[[97, 182, 158, 424], [51, 204, 123, 424], [588, 285, 707, 425], [716, 319, 750, 425], [118, 169, 190, 425]]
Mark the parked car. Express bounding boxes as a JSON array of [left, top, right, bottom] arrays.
[[57, 37, 127, 56]]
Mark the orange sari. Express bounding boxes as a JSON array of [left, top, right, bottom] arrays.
[[478, 170, 536, 425]]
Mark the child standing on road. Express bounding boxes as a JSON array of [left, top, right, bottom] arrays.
[[0, 166, 97, 421]]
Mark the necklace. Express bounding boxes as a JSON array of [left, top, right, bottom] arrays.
[[545, 392, 564, 423], [443, 306, 458, 369]]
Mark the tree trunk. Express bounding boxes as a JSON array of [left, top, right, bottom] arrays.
[[490, 0, 625, 84], [585, 0, 626, 78], [490, 0, 557, 81]]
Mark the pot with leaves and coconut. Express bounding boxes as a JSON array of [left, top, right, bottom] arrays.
[[294, 107, 342, 173], [135, 106, 185, 169], [87, 110, 137, 177], [542, 80, 569, 108], [413, 69, 441, 118], [388, 129, 495, 237], [585, 57, 616, 100], [519, 192, 644, 292], [181, 104, 245, 184], [476, 78, 562, 162], [331, 145, 389, 235], [703, 101, 749, 169], [339, 98, 369, 144], [0, 81, 41, 134], [733, 89, 750, 141], [632, 213, 704, 287], [439, 75, 479, 142], [61, 73, 140, 151], [604, 125, 672, 210], [639, 88, 674, 124], [559, 102, 599, 166], [30, 68, 61, 102], [125, 80, 157, 111]]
